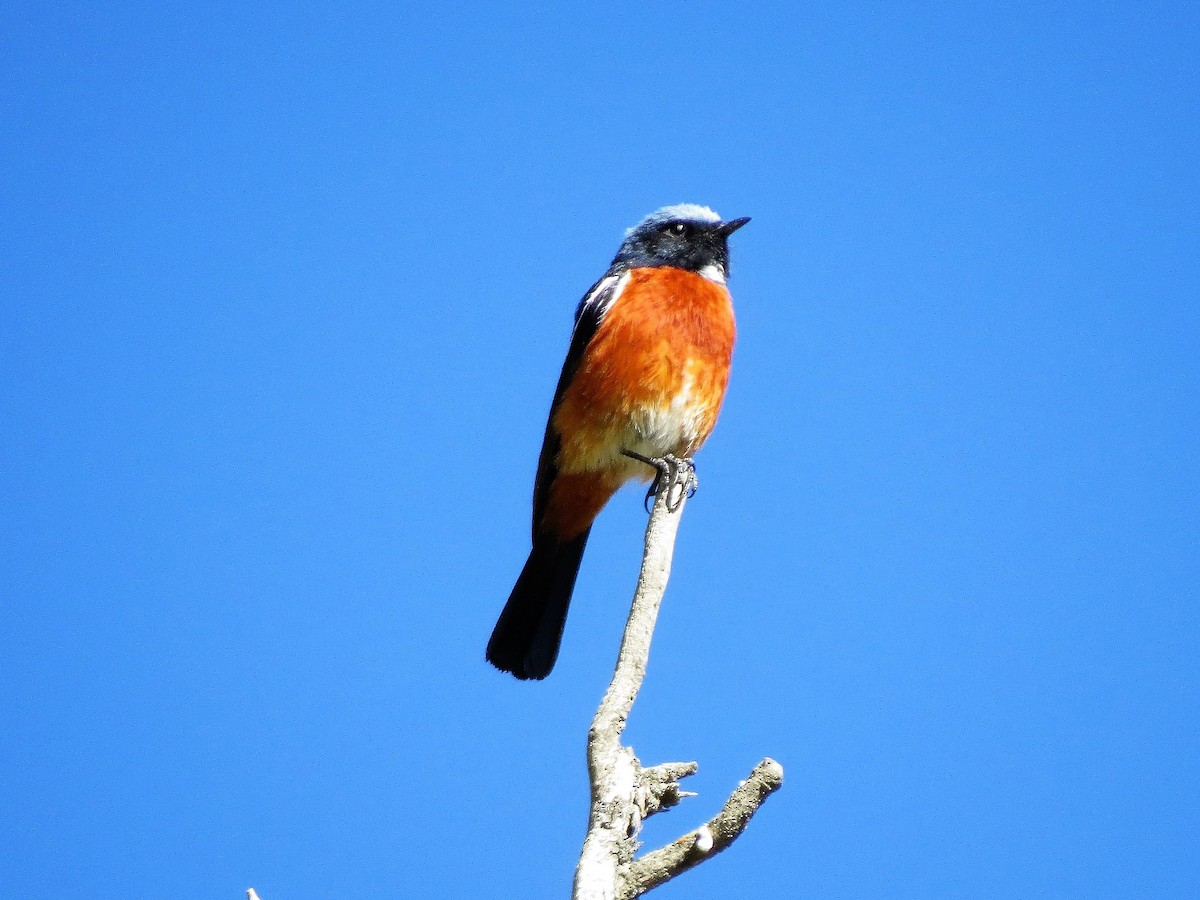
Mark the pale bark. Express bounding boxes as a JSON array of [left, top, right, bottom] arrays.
[[573, 462, 783, 899]]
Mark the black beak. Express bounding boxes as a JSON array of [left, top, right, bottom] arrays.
[[719, 216, 751, 236]]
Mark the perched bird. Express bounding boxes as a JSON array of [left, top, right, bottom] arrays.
[[486, 204, 750, 680]]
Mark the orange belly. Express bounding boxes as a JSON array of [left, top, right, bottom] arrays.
[[540, 267, 735, 538]]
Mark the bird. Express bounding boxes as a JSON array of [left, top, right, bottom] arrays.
[[486, 204, 750, 680]]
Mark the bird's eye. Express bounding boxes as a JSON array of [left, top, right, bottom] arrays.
[[664, 222, 688, 237]]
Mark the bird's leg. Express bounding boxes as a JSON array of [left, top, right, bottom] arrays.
[[664, 455, 698, 511], [618, 449, 668, 511], [620, 450, 698, 513]]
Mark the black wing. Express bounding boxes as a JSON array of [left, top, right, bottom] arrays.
[[529, 273, 624, 540]]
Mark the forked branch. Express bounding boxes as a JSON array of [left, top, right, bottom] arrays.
[[573, 460, 782, 899]]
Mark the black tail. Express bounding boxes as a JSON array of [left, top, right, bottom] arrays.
[[487, 529, 591, 680]]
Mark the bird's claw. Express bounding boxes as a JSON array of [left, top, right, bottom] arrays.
[[621, 450, 698, 513]]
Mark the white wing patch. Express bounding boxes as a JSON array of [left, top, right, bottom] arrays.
[[575, 271, 630, 331]]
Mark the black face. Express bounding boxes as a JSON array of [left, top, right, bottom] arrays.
[[610, 217, 747, 278]]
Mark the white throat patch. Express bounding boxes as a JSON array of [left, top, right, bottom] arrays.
[[698, 263, 727, 284]]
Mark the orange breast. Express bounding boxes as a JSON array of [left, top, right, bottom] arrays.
[[553, 266, 736, 476]]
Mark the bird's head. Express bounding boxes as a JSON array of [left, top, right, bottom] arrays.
[[610, 204, 751, 284]]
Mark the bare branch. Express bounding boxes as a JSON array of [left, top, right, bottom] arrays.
[[573, 461, 783, 899], [575, 471, 691, 900], [627, 758, 785, 894]]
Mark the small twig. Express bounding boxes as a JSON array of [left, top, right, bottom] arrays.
[[627, 758, 785, 895], [639, 761, 700, 817]]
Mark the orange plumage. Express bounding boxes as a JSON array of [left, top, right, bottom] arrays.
[[487, 204, 748, 679], [542, 267, 735, 539]]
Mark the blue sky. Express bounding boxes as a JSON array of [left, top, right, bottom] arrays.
[[2, 2, 1197, 897]]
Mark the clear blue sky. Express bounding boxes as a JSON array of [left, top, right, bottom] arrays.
[[3, 2, 1197, 897]]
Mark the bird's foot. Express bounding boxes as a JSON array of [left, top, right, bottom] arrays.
[[620, 450, 698, 513]]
